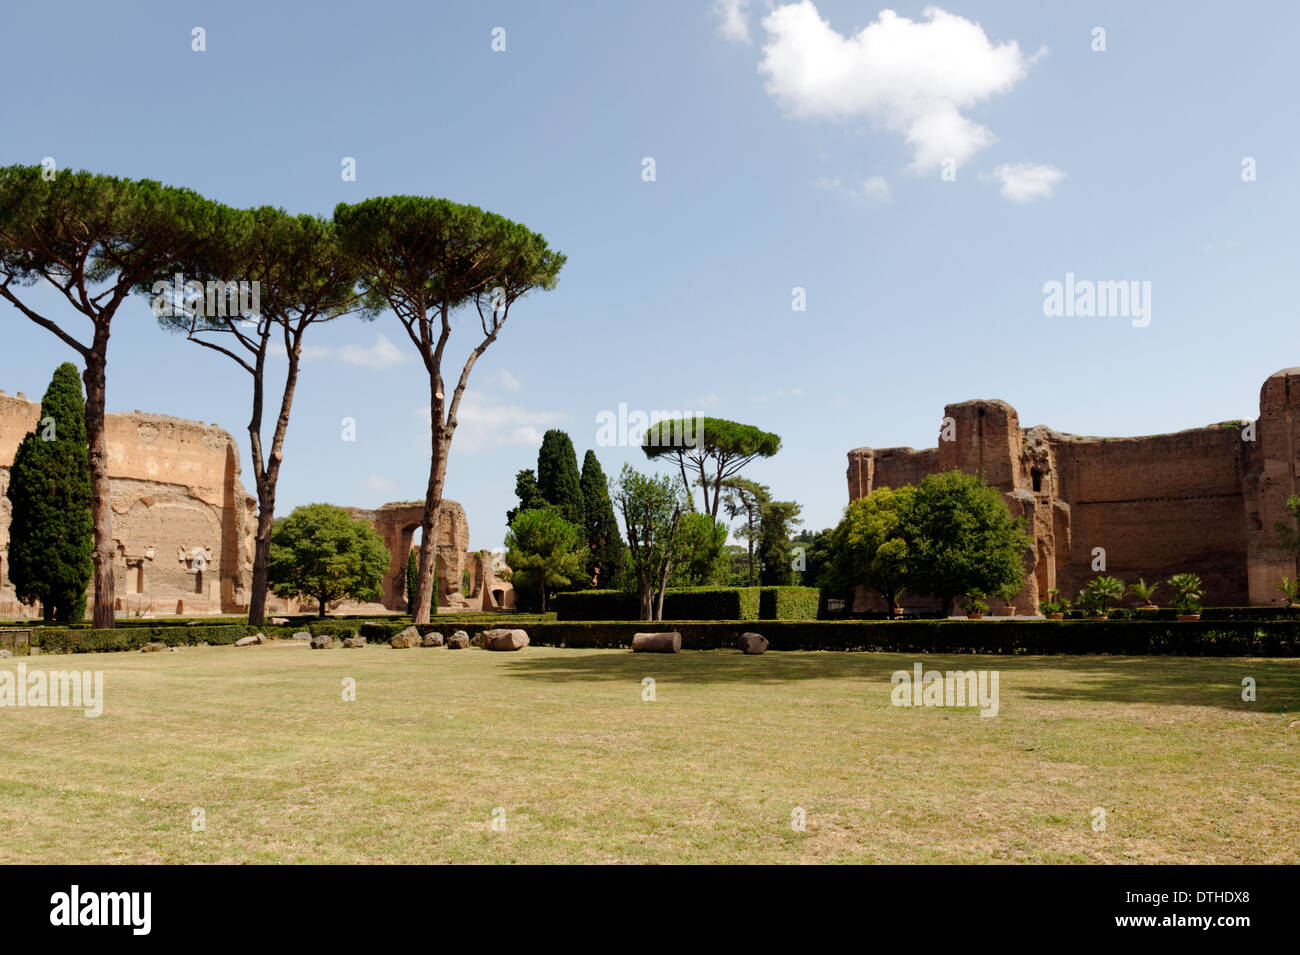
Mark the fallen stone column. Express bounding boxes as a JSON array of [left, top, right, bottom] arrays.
[[632, 631, 681, 653]]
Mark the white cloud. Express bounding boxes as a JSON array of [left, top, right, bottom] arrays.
[[417, 396, 564, 454], [488, 368, 522, 392], [988, 162, 1064, 202], [336, 333, 408, 370], [361, 474, 398, 493], [851, 176, 891, 203], [715, 0, 753, 44], [759, 3, 1042, 172]]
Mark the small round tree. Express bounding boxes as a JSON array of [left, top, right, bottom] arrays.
[[504, 509, 587, 612], [828, 485, 914, 613], [900, 470, 1032, 615], [268, 504, 390, 618]]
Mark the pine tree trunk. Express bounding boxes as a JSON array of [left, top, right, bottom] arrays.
[[247, 509, 274, 625], [82, 355, 115, 629], [413, 437, 445, 625]]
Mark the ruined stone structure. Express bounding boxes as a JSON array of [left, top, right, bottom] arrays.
[[0, 389, 255, 618], [846, 368, 1300, 611], [1, 388, 503, 618]]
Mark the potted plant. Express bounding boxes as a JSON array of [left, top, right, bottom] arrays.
[[995, 581, 1021, 617], [961, 590, 988, 620], [1276, 576, 1299, 608], [1167, 572, 1203, 621], [1038, 589, 1066, 620], [1080, 575, 1125, 620], [1129, 578, 1160, 611]]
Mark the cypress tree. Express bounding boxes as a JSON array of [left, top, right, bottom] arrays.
[[5, 363, 94, 623], [536, 430, 585, 528], [580, 450, 626, 588], [506, 468, 551, 528]]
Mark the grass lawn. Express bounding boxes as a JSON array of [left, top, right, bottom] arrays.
[[1, 643, 1296, 864]]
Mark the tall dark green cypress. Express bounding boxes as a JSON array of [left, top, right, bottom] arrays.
[[536, 430, 585, 529], [5, 363, 94, 623], [580, 450, 626, 589]]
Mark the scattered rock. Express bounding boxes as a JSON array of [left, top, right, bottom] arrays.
[[483, 628, 529, 651], [343, 636, 367, 648], [422, 631, 445, 648], [469, 631, 485, 648], [310, 635, 334, 650], [270, 617, 289, 626], [141, 642, 169, 653], [739, 632, 768, 655], [235, 633, 266, 647], [0, 649, 12, 658], [291, 631, 312, 641], [632, 632, 681, 653], [390, 626, 420, 649], [447, 630, 470, 650]]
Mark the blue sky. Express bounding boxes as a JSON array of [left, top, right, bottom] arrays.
[[1, 1, 1296, 549]]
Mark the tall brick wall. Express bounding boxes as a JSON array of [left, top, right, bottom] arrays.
[[846, 369, 1299, 609]]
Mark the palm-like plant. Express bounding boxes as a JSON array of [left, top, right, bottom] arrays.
[[1167, 573, 1204, 616], [1129, 578, 1160, 608], [1082, 575, 1125, 617], [1276, 576, 1299, 608]]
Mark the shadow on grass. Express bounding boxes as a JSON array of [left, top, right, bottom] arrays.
[[499, 650, 1300, 711]]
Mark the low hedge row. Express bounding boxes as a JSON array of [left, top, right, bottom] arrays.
[[35, 624, 248, 654], [552, 587, 821, 621], [516, 619, 1299, 656]]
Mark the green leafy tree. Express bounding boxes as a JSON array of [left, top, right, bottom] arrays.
[[721, 477, 769, 585], [792, 528, 835, 589], [151, 206, 365, 625], [0, 166, 236, 626], [506, 468, 550, 528], [4, 363, 93, 623], [504, 509, 587, 612], [828, 486, 914, 612], [900, 470, 1032, 615], [670, 512, 729, 586], [268, 504, 391, 618], [642, 417, 780, 518], [579, 450, 625, 589], [758, 499, 803, 586], [613, 465, 687, 620], [537, 430, 585, 529], [335, 196, 565, 623]]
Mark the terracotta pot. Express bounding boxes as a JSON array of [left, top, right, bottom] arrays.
[[998, 606, 1017, 617], [1139, 604, 1158, 611], [892, 607, 905, 617], [1086, 616, 1107, 622], [1177, 614, 1201, 622], [1047, 613, 1064, 620], [965, 612, 983, 620]]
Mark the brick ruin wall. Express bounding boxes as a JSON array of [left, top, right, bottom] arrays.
[[1, 388, 497, 619], [0, 389, 256, 618], [846, 368, 1300, 610]]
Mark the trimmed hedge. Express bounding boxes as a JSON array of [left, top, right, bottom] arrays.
[[554, 587, 802, 621], [759, 587, 820, 620], [35, 624, 248, 654], [515, 619, 1299, 656]]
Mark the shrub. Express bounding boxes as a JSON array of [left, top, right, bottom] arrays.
[[553, 587, 762, 621], [758, 587, 820, 620], [35, 624, 247, 653], [517, 619, 1298, 656]]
